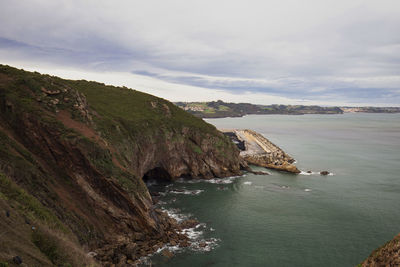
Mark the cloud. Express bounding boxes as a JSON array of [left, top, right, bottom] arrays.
[[0, 0, 399, 105]]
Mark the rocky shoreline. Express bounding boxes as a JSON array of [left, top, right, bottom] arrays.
[[221, 129, 300, 173]]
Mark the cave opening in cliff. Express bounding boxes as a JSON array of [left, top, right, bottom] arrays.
[[142, 167, 172, 186]]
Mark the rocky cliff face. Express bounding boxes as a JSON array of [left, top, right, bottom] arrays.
[[0, 65, 241, 266], [222, 129, 300, 173], [359, 233, 400, 267]]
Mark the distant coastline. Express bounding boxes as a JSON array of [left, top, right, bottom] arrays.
[[175, 100, 400, 118]]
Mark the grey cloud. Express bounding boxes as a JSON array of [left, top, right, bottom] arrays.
[[0, 0, 399, 105]]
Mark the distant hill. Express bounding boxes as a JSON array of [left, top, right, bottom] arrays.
[[341, 107, 400, 113], [175, 100, 343, 118], [175, 101, 400, 118]]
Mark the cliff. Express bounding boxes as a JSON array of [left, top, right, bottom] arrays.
[[221, 129, 300, 173], [0, 65, 241, 266], [358, 233, 400, 267]]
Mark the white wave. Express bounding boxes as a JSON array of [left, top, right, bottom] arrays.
[[300, 170, 335, 176], [159, 208, 220, 254], [175, 178, 202, 184], [159, 208, 190, 222], [304, 188, 312, 192], [189, 237, 221, 252], [176, 222, 220, 252], [176, 175, 245, 185], [169, 189, 204, 195], [136, 256, 152, 266], [204, 175, 243, 184], [243, 181, 252, 185], [180, 227, 203, 240]]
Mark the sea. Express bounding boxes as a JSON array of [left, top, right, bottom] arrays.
[[145, 113, 400, 267]]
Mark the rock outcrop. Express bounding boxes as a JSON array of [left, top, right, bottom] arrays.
[[222, 129, 300, 173], [0, 65, 242, 266], [359, 233, 400, 266]]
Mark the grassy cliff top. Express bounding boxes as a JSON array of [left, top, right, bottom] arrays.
[[0, 64, 216, 135]]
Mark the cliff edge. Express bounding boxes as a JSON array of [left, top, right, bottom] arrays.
[[0, 65, 241, 266]]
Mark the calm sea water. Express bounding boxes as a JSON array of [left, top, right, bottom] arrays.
[[148, 113, 400, 267]]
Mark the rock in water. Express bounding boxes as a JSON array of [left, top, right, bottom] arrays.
[[320, 171, 330, 175], [180, 219, 200, 229], [221, 129, 300, 173], [162, 249, 174, 259]]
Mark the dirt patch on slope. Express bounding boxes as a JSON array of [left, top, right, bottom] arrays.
[[57, 110, 98, 140]]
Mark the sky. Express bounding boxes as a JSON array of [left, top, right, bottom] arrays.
[[0, 0, 399, 106]]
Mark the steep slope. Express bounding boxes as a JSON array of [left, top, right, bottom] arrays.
[[0, 65, 241, 266]]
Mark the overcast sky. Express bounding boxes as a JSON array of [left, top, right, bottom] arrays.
[[1, 0, 399, 106]]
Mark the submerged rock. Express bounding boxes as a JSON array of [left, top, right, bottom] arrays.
[[161, 249, 174, 259]]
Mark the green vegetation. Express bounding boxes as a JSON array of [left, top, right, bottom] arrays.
[[218, 105, 230, 111], [175, 100, 345, 118], [32, 229, 71, 266], [0, 129, 63, 203], [190, 143, 203, 154], [65, 79, 217, 137], [0, 63, 231, 200], [203, 108, 216, 114], [0, 130, 36, 165], [0, 173, 65, 230], [31, 226, 95, 267]]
